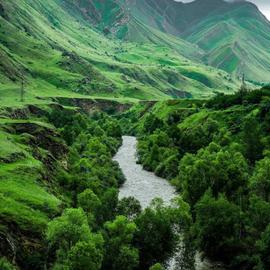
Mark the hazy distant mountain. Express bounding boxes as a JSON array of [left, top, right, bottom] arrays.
[[132, 0, 270, 81]]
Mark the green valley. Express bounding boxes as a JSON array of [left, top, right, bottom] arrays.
[[1, 0, 270, 269], [0, 0, 240, 104]]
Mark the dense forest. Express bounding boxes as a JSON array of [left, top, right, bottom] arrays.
[[125, 85, 270, 269], [2, 83, 270, 270], [2, 84, 270, 270], [0, 105, 191, 270]]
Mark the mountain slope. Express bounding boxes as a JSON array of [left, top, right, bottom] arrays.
[[113, 0, 270, 82], [0, 0, 238, 105], [183, 1, 270, 82]]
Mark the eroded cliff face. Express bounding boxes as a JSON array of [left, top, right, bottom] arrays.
[[56, 97, 132, 114]]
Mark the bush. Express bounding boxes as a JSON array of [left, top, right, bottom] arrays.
[[0, 258, 15, 270]]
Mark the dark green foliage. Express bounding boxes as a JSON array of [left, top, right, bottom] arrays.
[[247, 195, 270, 235], [45, 108, 128, 269], [206, 88, 270, 110], [49, 109, 88, 145], [134, 199, 191, 270], [193, 193, 242, 263], [149, 263, 165, 270], [138, 130, 177, 176], [50, 108, 124, 204], [97, 188, 119, 225], [77, 189, 101, 226], [250, 157, 270, 202], [117, 197, 142, 220], [68, 241, 103, 270], [242, 116, 263, 164], [179, 117, 219, 153], [47, 208, 104, 270], [134, 90, 270, 269], [138, 114, 220, 180], [178, 143, 248, 206], [102, 216, 139, 270], [257, 224, 270, 269], [143, 113, 165, 134], [0, 258, 15, 270]]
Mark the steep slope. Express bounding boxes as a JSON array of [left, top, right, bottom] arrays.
[[184, 1, 270, 82], [121, 0, 270, 82], [0, 0, 238, 104], [124, 0, 225, 36], [58, 0, 202, 59]]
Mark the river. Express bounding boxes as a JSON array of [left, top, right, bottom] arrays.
[[113, 136, 222, 270], [113, 136, 176, 208]]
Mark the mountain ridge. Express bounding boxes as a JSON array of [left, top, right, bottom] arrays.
[[0, 0, 239, 104], [95, 0, 270, 82]]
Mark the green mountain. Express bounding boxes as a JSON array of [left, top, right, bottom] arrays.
[[183, 0, 270, 82], [121, 0, 270, 82], [0, 0, 240, 104]]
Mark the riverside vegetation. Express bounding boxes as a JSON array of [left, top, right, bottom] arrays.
[[3, 85, 270, 269], [1, 82, 270, 270], [1, 0, 270, 269], [0, 105, 191, 270], [125, 85, 270, 269]]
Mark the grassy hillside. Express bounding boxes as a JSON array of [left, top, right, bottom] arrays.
[[0, 0, 239, 105], [185, 2, 270, 82], [0, 109, 68, 267], [124, 0, 270, 83]]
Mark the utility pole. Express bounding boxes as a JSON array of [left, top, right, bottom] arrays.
[[20, 76, 24, 102]]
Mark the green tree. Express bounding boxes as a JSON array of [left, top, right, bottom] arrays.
[[47, 208, 91, 251], [149, 263, 165, 270], [102, 216, 139, 270], [256, 224, 270, 269], [242, 117, 263, 164], [77, 189, 101, 226], [248, 195, 270, 236], [250, 157, 270, 201], [135, 198, 190, 269], [68, 240, 103, 270], [47, 208, 104, 269], [86, 138, 108, 157], [117, 197, 142, 220], [179, 117, 219, 153], [178, 143, 248, 206], [0, 258, 15, 270], [143, 113, 164, 134], [98, 188, 118, 224], [194, 192, 242, 263], [78, 189, 101, 215], [104, 120, 122, 138]]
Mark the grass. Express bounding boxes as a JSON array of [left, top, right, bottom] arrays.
[[0, 125, 61, 233], [185, 4, 270, 82], [0, 0, 241, 108]]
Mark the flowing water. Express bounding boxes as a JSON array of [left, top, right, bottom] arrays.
[[113, 136, 176, 208], [113, 136, 222, 270]]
